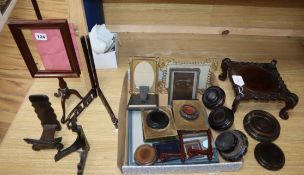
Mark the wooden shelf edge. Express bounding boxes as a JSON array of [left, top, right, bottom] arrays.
[[103, 0, 304, 8], [108, 25, 304, 37]]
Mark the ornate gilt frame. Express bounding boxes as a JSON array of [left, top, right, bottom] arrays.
[[129, 57, 158, 94], [158, 57, 218, 94]]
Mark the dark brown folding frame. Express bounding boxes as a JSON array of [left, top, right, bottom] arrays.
[[8, 19, 80, 78], [178, 130, 213, 161], [159, 130, 213, 162]]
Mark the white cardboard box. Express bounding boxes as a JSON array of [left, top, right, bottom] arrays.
[[93, 33, 118, 69]]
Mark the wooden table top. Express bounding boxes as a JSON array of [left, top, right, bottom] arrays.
[[0, 33, 303, 175]]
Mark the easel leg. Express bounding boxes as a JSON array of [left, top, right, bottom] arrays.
[[97, 88, 118, 128]]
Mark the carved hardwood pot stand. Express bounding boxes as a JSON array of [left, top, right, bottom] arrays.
[[219, 58, 298, 120]]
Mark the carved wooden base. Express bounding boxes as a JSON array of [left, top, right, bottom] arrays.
[[25, 94, 63, 150], [24, 124, 63, 151], [55, 122, 89, 175], [219, 58, 298, 120]]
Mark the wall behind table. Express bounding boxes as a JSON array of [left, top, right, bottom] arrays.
[[103, 1, 304, 37]]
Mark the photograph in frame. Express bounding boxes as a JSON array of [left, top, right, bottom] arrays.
[[168, 68, 200, 106]]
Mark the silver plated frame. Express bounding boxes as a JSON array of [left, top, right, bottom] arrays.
[[168, 68, 200, 106]]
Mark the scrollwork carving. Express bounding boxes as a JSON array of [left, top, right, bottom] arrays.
[[219, 58, 298, 120]]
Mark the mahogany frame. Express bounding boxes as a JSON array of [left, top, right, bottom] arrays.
[[159, 130, 213, 162], [8, 19, 80, 78]]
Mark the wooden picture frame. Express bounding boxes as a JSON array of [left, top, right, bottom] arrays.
[[168, 68, 200, 106], [8, 19, 80, 78]]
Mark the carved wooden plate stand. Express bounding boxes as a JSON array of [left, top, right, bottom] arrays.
[[218, 58, 298, 120]]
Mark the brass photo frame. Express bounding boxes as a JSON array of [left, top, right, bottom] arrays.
[[173, 100, 208, 131], [8, 19, 80, 78], [142, 106, 177, 141], [129, 57, 158, 94]]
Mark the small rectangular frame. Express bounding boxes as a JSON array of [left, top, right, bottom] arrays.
[[8, 19, 80, 78], [172, 100, 208, 131], [168, 68, 200, 106], [141, 106, 177, 141], [158, 57, 218, 94]]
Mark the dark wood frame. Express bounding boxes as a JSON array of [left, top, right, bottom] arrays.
[[219, 58, 298, 120], [159, 130, 213, 162], [178, 130, 213, 161], [8, 19, 80, 78], [31, 0, 42, 20]]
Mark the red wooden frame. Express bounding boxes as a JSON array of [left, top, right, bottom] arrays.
[[8, 19, 80, 78]]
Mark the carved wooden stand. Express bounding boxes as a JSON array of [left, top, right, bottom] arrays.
[[60, 36, 118, 129], [24, 125, 63, 151], [54, 77, 83, 123], [55, 122, 90, 175], [24, 95, 63, 151], [219, 58, 298, 119]]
